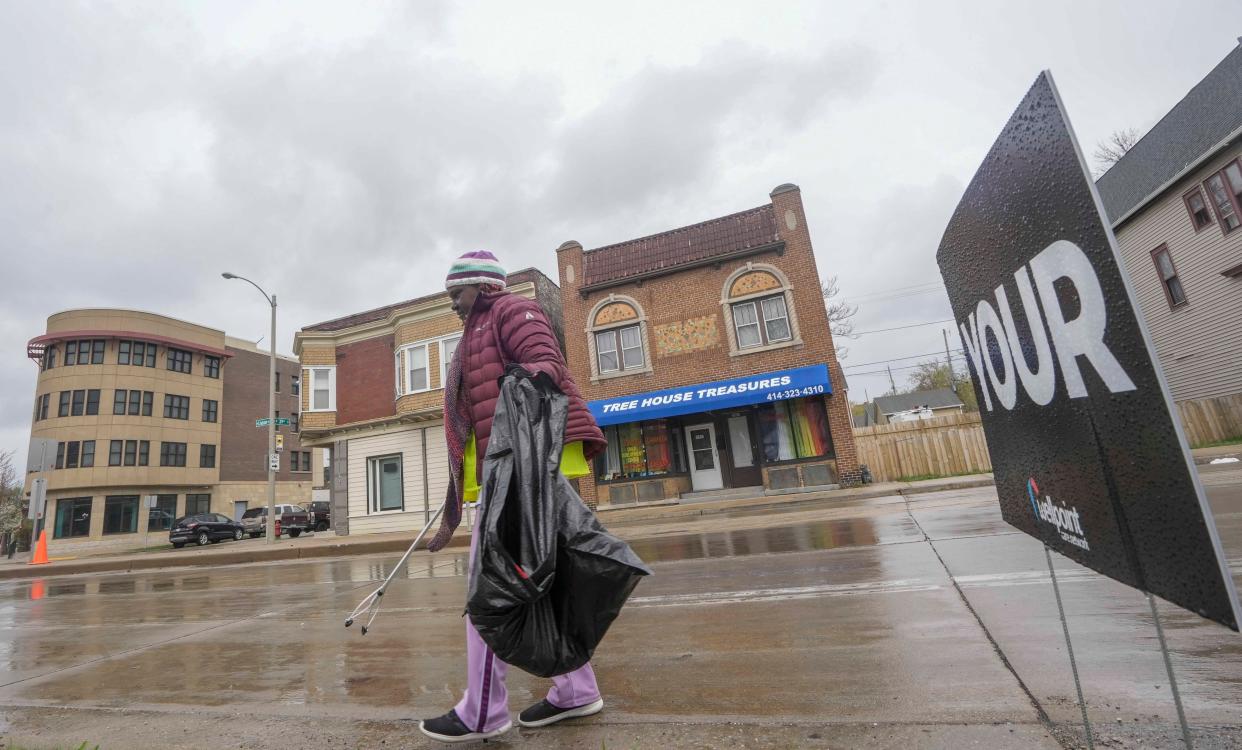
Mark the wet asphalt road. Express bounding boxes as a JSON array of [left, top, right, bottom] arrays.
[[0, 468, 1239, 749]]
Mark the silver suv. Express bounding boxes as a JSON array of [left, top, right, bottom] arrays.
[[239, 504, 313, 538]]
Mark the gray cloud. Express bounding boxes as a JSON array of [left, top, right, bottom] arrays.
[[3, 0, 1240, 470], [546, 44, 877, 219]]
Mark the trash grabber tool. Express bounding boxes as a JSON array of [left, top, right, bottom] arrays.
[[345, 501, 447, 635]]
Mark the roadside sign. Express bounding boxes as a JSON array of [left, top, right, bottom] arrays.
[[275, 434, 284, 452], [255, 418, 290, 427], [28, 479, 46, 520], [269, 453, 280, 472], [935, 71, 1240, 630], [26, 437, 57, 473]]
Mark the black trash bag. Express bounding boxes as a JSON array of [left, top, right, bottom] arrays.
[[466, 372, 652, 678]]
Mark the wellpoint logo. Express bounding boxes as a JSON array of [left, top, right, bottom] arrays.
[[1027, 477, 1090, 551]]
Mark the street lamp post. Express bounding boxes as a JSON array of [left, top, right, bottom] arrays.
[[222, 272, 278, 545]]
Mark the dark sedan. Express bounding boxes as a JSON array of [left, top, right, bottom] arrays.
[[170, 513, 245, 548]]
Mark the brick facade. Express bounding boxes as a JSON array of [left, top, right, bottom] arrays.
[[335, 334, 397, 426], [220, 344, 316, 482], [557, 184, 860, 503]]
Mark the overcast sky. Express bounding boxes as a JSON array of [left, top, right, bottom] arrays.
[[4, 1, 1241, 470]]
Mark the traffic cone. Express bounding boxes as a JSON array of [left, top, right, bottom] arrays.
[[28, 530, 49, 565]]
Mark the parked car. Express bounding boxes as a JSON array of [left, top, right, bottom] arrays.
[[170, 513, 245, 548], [307, 500, 331, 532], [239, 504, 314, 538]]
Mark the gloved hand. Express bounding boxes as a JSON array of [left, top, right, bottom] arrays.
[[504, 363, 536, 381]]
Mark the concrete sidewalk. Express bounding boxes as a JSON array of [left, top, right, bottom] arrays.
[[0, 474, 995, 581]]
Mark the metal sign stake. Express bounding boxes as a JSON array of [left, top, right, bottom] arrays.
[[1044, 545, 1094, 750], [1146, 593, 1193, 748]]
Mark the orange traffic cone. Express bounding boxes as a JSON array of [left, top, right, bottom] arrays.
[[28, 530, 49, 565]]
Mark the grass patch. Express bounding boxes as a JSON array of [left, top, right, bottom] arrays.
[[896, 470, 989, 483], [125, 544, 175, 554], [1193, 436, 1242, 449]]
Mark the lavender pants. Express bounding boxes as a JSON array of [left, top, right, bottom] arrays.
[[453, 513, 600, 734]]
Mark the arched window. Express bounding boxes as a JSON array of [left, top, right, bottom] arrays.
[[721, 264, 802, 354], [586, 295, 652, 380]]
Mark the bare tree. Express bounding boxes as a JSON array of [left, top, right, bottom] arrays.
[[821, 275, 857, 360], [1092, 128, 1141, 176], [0, 451, 25, 551], [905, 361, 979, 412]]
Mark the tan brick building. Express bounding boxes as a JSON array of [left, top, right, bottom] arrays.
[[293, 270, 561, 536], [556, 184, 860, 507], [24, 309, 322, 554]]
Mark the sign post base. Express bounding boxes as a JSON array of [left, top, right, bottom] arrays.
[[1146, 592, 1193, 749], [1045, 546, 1094, 750]]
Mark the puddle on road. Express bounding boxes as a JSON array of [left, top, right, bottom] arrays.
[[627, 514, 914, 563]]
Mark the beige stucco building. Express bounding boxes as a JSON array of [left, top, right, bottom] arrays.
[[25, 309, 322, 554]]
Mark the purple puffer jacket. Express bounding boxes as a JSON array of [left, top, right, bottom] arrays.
[[460, 291, 605, 478]]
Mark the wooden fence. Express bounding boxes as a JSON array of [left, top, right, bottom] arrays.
[[853, 412, 991, 483], [852, 394, 1242, 484], [1177, 394, 1242, 447]]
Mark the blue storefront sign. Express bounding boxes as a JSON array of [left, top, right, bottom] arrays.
[[589, 365, 832, 427]]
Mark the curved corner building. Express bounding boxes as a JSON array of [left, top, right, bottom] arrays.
[[25, 309, 322, 552]]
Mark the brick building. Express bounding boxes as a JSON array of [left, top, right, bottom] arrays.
[[24, 309, 322, 553], [216, 338, 324, 517], [293, 269, 561, 537], [556, 184, 859, 507]]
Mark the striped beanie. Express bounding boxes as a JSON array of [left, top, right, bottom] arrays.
[[445, 250, 507, 290]]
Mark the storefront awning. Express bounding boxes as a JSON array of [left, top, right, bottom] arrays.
[[589, 364, 832, 427]]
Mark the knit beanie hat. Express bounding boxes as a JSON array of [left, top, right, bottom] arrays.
[[445, 251, 507, 290]]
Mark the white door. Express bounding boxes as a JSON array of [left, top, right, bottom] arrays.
[[685, 423, 723, 490], [233, 501, 248, 521]]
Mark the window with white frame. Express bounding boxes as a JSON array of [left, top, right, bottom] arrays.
[[407, 344, 429, 392], [731, 294, 792, 349], [440, 335, 461, 384], [595, 325, 644, 374], [307, 367, 336, 411], [367, 454, 404, 512]]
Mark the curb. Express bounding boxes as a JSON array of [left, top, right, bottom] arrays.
[[0, 532, 470, 582], [0, 475, 999, 582], [600, 476, 997, 525]]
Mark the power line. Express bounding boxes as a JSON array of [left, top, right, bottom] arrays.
[[843, 349, 964, 369], [846, 355, 968, 378], [853, 318, 956, 335], [851, 287, 948, 305], [847, 280, 946, 299]]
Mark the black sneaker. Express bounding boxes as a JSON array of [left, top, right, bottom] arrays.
[[419, 709, 512, 744], [517, 697, 604, 728]]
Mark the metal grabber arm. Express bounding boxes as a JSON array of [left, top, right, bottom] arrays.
[[345, 502, 447, 635]]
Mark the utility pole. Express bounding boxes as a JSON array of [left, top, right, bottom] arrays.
[[943, 328, 955, 389], [223, 273, 278, 544], [887, 365, 897, 395]]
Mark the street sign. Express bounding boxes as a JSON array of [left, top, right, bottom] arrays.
[[269, 453, 280, 472], [935, 71, 1240, 630], [26, 437, 57, 473], [28, 479, 46, 520], [275, 434, 284, 452], [255, 418, 291, 427]]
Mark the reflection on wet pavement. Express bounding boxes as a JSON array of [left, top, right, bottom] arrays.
[[0, 478, 1236, 749]]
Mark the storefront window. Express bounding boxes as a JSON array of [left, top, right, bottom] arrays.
[[597, 419, 684, 481], [758, 398, 832, 461]]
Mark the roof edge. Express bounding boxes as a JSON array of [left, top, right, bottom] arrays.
[[1108, 126, 1242, 229]]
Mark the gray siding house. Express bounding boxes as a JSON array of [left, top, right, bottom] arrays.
[[1097, 41, 1242, 445]]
